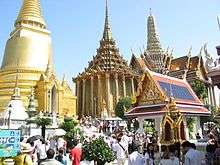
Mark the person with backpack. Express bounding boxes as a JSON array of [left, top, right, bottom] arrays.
[[55, 148, 67, 165]]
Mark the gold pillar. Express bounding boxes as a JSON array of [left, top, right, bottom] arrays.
[[90, 76, 94, 116], [131, 77, 135, 96], [122, 75, 126, 97], [97, 75, 102, 117], [106, 73, 110, 115], [115, 73, 119, 103], [82, 79, 86, 116], [76, 80, 80, 115]]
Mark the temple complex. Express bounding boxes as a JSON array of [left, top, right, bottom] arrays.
[[130, 12, 216, 106], [126, 69, 210, 141], [73, 1, 136, 118], [0, 0, 76, 116]]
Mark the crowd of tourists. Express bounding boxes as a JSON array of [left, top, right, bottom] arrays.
[[9, 116, 220, 165]]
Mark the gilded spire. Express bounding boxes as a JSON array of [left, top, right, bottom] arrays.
[[103, 0, 112, 40], [147, 9, 162, 53], [15, 0, 46, 28]]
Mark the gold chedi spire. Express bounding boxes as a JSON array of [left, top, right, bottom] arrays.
[[103, 0, 112, 41], [15, 0, 46, 28]]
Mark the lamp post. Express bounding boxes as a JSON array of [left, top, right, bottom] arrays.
[[8, 105, 12, 129]]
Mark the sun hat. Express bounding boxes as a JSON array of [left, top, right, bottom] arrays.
[[20, 142, 33, 153]]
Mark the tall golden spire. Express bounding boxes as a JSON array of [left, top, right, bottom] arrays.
[[15, 0, 46, 28], [103, 0, 112, 40], [147, 9, 162, 53]]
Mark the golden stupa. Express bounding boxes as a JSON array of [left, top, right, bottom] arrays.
[[0, 0, 76, 116]]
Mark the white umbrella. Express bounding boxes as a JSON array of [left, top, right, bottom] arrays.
[[53, 128, 66, 136]]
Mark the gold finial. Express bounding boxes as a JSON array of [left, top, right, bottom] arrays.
[[15, 0, 46, 28], [103, 0, 112, 40], [149, 8, 152, 16]]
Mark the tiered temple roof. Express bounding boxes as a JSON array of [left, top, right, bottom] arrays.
[[75, 0, 135, 80]]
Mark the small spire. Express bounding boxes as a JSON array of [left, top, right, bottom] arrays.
[[103, 0, 112, 40], [15, 0, 46, 28]]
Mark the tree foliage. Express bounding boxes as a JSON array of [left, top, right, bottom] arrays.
[[115, 97, 132, 119], [191, 80, 208, 100], [187, 117, 195, 139], [59, 117, 83, 149], [83, 137, 115, 164], [27, 117, 52, 139]]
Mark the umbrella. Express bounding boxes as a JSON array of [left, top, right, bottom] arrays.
[[27, 135, 43, 143], [53, 129, 66, 137]]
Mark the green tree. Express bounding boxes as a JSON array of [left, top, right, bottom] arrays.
[[186, 117, 195, 139], [60, 117, 83, 149], [191, 80, 208, 100], [115, 97, 132, 119], [83, 137, 115, 165], [27, 117, 52, 139]]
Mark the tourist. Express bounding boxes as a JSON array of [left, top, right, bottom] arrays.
[[55, 148, 67, 165], [128, 144, 144, 165], [70, 139, 82, 165], [112, 134, 128, 165], [40, 149, 62, 165], [144, 143, 154, 165], [13, 142, 33, 165], [205, 144, 216, 165], [215, 138, 220, 163], [36, 139, 47, 165], [159, 152, 179, 165], [182, 141, 203, 165], [153, 144, 160, 165]]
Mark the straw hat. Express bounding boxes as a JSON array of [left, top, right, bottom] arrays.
[[20, 142, 33, 153]]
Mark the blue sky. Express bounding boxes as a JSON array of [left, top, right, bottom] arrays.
[[0, 0, 220, 84]]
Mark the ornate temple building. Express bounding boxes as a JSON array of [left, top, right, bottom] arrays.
[[73, 1, 136, 118], [126, 69, 210, 140], [130, 12, 216, 106], [0, 0, 76, 116]]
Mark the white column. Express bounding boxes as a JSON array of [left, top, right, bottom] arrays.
[[212, 86, 216, 107], [138, 117, 144, 133], [91, 76, 94, 116], [131, 77, 135, 96]]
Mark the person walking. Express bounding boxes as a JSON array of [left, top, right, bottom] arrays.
[[70, 140, 82, 165], [40, 149, 62, 165], [13, 142, 33, 165], [182, 141, 203, 165], [128, 144, 144, 165], [55, 148, 67, 165]]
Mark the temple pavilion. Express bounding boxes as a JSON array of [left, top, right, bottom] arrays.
[[73, 1, 136, 118], [0, 0, 76, 116], [126, 69, 210, 140], [130, 12, 216, 107]]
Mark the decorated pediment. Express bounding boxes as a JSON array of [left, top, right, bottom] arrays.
[[136, 70, 165, 105]]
